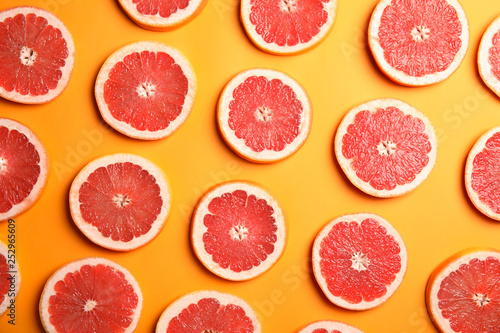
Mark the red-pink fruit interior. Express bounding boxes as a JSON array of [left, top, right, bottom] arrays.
[[341, 106, 431, 191], [437, 256, 500, 333], [0, 12, 69, 96], [312, 329, 341, 333], [0, 253, 9, 306], [471, 131, 500, 214], [103, 50, 188, 132], [0, 126, 41, 214], [202, 189, 277, 273], [249, 0, 330, 47], [228, 75, 303, 153], [78, 162, 163, 242], [378, 0, 462, 77], [166, 297, 255, 332], [48, 263, 139, 333], [489, 30, 500, 81], [319, 218, 402, 304], [132, 0, 190, 18]]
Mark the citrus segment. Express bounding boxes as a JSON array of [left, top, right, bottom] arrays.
[[0, 118, 48, 221], [241, 0, 337, 54], [478, 15, 500, 98], [156, 290, 261, 333], [192, 181, 286, 281], [0, 6, 75, 103], [0, 241, 20, 317], [426, 248, 500, 333], [298, 320, 365, 333], [368, 0, 469, 86], [69, 153, 170, 251], [95, 41, 196, 140], [218, 68, 311, 163], [335, 98, 437, 197], [312, 213, 407, 310], [40, 257, 142, 333]]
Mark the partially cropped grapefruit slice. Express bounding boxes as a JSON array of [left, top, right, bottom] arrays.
[[298, 320, 365, 333], [368, 0, 469, 86], [465, 127, 500, 221], [95, 41, 196, 140], [0, 6, 75, 104], [241, 0, 337, 54], [335, 98, 437, 198], [478, 15, 500, 98], [218, 68, 312, 163], [40, 257, 143, 333], [192, 180, 286, 281], [0, 241, 20, 317], [69, 153, 170, 251], [426, 248, 500, 333], [0, 118, 48, 221], [156, 290, 261, 333], [312, 213, 407, 310], [118, 0, 207, 31]]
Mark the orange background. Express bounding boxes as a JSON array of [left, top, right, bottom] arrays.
[[1, 0, 500, 332]]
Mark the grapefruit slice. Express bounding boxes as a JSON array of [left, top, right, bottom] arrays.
[[118, 0, 207, 31], [191, 180, 286, 281], [95, 41, 196, 140], [298, 320, 365, 333], [69, 153, 170, 251], [478, 15, 500, 98], [156, 290, 261, 333], [218, 68, 312, 163], [426, 248, 500, 333], [312, 213, 407, 310], [0, 241, 20, 317], [335, 98, 437, 198], [240, 0, 337, 54], [0, 118, 48, 221], [368, 0, 469, 86], [40, 257, 143, 333], [0, 6, 75, 104], [465, 127, 500, 221]]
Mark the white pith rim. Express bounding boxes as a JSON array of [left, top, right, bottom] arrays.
[[298, 320, 366, 333], [0, 241, 20, 316], [478, 15, 500, 98]]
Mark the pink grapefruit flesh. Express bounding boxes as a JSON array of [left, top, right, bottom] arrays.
[[478, 15, 500, 98], [0, 6, 75, 104], [298, 320, 365, 333], [0, 241, 20, 317]]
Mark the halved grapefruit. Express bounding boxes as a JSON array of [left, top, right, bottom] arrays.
[[478, 15, 500, 98], [312, 213, 407, 310], [0, 118, 48, 221], [465, 127, 500, 221], [0, 6, 75, 104], [218, 68, 312, 163], [118, 0, 208, 31], [298, 320, 365, 333], [240, 0, 337, 54], [69, 153, 170, 251], [191, 180, 286, 281], [335, 98, 437, 198], [426, 248, 500, 333], [95, 41, 196, 140], [0, 241, 20, 317], [156, 290, 261, 333], [368, 0, 469, 86], [40, 257, 143, 333]]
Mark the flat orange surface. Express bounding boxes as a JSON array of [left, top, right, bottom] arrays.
[[1, 0, 500, 332]]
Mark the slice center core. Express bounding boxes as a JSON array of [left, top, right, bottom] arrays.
[[473, 293, 491, 307], [280, 0, 297, 13], [255, 106, 273, 122], [136, 82, 156, 98], [377, 140, 397, 156], [351, 252, 369, 271], [83, 300, 97, 312], [230, 225, 249, 240], [20, 46, 37, 66], [411, 26, 431, 42], [0, 158, 7, 173], [113, 194, 131, 208]]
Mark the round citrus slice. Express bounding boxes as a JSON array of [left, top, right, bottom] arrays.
[[312, 213, 407, 310], [426, 248, 500, 333], [69, 153, 170, 251], [40, 257, 142, 333], [118, 0, 207, 31], [241, 0, 337, 54], [218, 68, 312, 163], [0, 118, 48, 221], [0, 6, 75, 104], [192, 180, 286, 281], [368, 0, 469, 86], [298, 320, 365, 333], [478, 16, 500, 98], [95, 41, 196, 140], [335, 98, 437, 198], [156, 290, 261, 333], [0, 241, 20, 317], [465, 127, 500, 221]]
